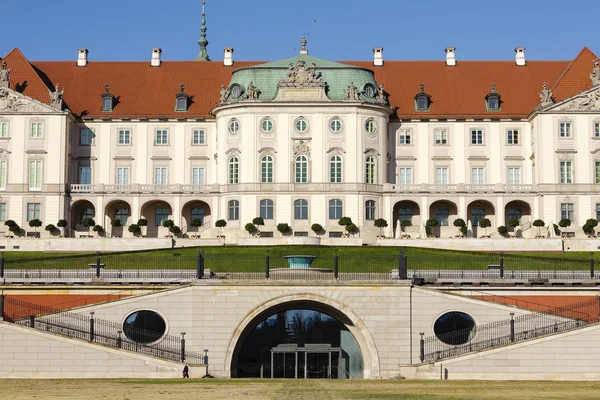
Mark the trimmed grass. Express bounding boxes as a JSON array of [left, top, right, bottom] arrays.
[[3, 246, 593, 272], [4, 379, 600, 400]]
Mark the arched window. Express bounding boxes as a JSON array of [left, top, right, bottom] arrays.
[[228, 156, 239, 184], [261, 155, 274, 183], [365, 156, 376, 184], [365, 200, 376, 221], [329, 199, 343, 220], [260, 199, 274, 220], [228, 200, 239, 220], [295, 155, 308, 183], [330, 155, 342, 183], [294, 199, 308, 220]]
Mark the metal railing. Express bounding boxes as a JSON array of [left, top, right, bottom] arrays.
[[420, 297, 600, 363], [1, 297, 204, 364]]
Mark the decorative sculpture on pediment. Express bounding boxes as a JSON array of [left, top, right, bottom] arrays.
[[218, 84, 230, 105], [539, 82, 553, 107], [279, 59, 325, 88], [344, 82, 359, 100], [242, 81, 259, 100], [376, 83, 388, 104], [0, 88, 45, 113], [293, 139, 311, 157], [0, 61, 10, 88], [555, 89, 600, 112], [591, 59, 600, 87], [49, 83, 64, 109]]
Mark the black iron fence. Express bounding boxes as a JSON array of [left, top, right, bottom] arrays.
[[0, 296, 204, 364], [419, 297, 600, 363], [0, 249, 597, 281]]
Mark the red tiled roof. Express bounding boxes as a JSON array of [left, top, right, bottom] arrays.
[[1, 47, 597, 120]]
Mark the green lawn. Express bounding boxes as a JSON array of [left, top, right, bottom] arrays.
[[2, 246, 593, 272]]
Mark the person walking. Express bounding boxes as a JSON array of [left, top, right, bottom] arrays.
[[182, 364, 189, 378]]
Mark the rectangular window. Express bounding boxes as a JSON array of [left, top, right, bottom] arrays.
[[79, 166, 92, 184], [0, 203, 5, 221], [507, 129, 519, 145], [561, 203, 574, 222], [435, 208, 449, 227], [228, 201, 239, 220], [559, 161, 573, 184], [559, 122, 572, 138], [29, 160, 42, 190], [329, 200, 343, 220], [27, 203, 41, 221], [596, 162, 600, 184], [596, 203, 600, 221], [118, 129, 131, 145], [507, 167, 521, 184], [0, 122, 8, 138], [155, 208, 168, 226], [192, 167, 205, 185], [595, 122, 600, 137], [294, 232, 308, 237], [294, 200, 308, 220], [80, 129, 93, 145], [155, 129, 168, 145], [31, 122, 43, 138], [154, 167, 168, 185], [192, 129, 205, 145], [398, 130, 411, 145], [399, 167, 412, 185], [0, 160, 6, 190], [116, 167, 130, 185], [471, 167, 485, 184], [434, 129, 448, 145], [471, 129, 483, 145], [399, 208, 413, 223], [260, 200, 274, 220], [365, 200, 376, 221], [435, 167, 449, 185]]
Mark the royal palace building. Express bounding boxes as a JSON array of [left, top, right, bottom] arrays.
[[0, 7, 599, 242]]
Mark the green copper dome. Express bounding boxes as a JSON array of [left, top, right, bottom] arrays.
[[225, 54, 381, 102]]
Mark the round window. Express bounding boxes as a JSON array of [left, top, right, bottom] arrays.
[[330, 118, 342, 133], [363, 84, 376, 98], [230, 84, 243, 98], [261, 118, 274, 133], [365, 118, 377, 134], [229, 119, 240, 134], [295, 118, 308, 133], [123, 310, 167, 344], [433, 311, 476, 346]]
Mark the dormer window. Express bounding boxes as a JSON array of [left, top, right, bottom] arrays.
[[485, 84, 501, 112], [175, 84, 189, 112], [414, 83, 430, 112], [101, 84, 114, 112]]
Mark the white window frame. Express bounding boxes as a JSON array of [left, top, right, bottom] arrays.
[[399, 167, 412, 185], [398, 130, 411, 145], [561, 203, 574, 222], [228, 200, 239, 220], [330, 155, 342, 183], [116, 167, 130, 185], [0, 160, 6, 190], [470, 129, 483, 145], [365, 156, 377, 184], [31, 122, 43, 139], [507, 129, 519, 145], [259, 199, 274, 220], [471, 167, 485, 184], [79, 166, 92, 185], [559, 160, 573, 184], [594, 122, 600, 138], [329, 199, 343, 220], [229, 157, 239, 184], [435, 167, 449, 185], [329, 118, 342, 133], [29, 160, 42, 190], [434, 129, 448, 145], [295, 155, 308, 183], [559, 121, 572, 138], [154, 167, 168, 185], [596, 161, 600, 184], [155, 129, 169, 145], [118, 129, 131, 145], [0, 121, 8, 138], [261, 155, 274, 183], [80, 128, 94, 145], [0, 202, 6, 221], [191, 167, 205, 185], [365, 200, 376, 221], [27, 202, 41, 222], [507, 167, 521, 184], [192, 129, 205, 145]]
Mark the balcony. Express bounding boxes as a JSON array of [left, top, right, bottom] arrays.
[[68, 183, 219, 194], [383, 183, 533, 194]]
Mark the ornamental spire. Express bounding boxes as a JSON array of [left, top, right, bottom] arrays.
[[196, 1, 210, 61]]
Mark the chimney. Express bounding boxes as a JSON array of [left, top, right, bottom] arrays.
[[224, 47, 234, 66], [515, 47, 526, 66], [445, 47, 456, 66], [77, 48, 88, 67], [373, 47, 383, 66], [151, 48, 162, 67]]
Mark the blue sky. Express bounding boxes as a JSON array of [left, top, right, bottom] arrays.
[[2, 0, 598, 62]]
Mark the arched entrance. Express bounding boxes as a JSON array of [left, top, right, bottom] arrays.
[[467, 200, 495, 238], [228, 295, 378, 379], [428, 200, 458, 238], [104, 200, 132, 238], [505, 200, 532, 233], [181, 200, 211, 236], [392, 200, 421, 237], [70, 199, 95, 237], [140, 200, 173, 238]]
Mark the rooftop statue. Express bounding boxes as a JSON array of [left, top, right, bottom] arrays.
[[344, 82, 359, 100], [218, 84, 230, 104], [49, 83, 64, 109], [591, 59, 600, 86], [538, 82, 553, 107], [279, 59, 325, 88], [242, 81, 259, 100], [0, 61, 10, 88], [376, 84, 388, 104]]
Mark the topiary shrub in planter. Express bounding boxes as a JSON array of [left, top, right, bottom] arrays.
[[311, 223, 323, 237], [190, 218, 203, 228], [346, 223, 358, 237], [558, 218, 571, 237], [45, 224, 56, 236], [374, 218, 388, 238], [169, 225, 181, 238], [400, 219, 412, 231], [533, 219, 545, 238], [82, 218, 95, 235], [137, 218, 148, 226], [245, 222, 257, 236], [111, 219, 122, 227], [9, 224, 22, 237], [478, 218, 492, 237], [92, 225, 104, 237], [29, 219, 42, 236], [128, 224, 141, 236], [277, 223, 291, 237], [497, 225, 508, 237], [583, 218, 598, 238], [162, 219, 175, 229], [338, 217, 353, 236], [453, 218, 466, 238], [425, 219, 438, 237], [215, 219, 227, 238], [57, 219, 68, 237]]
